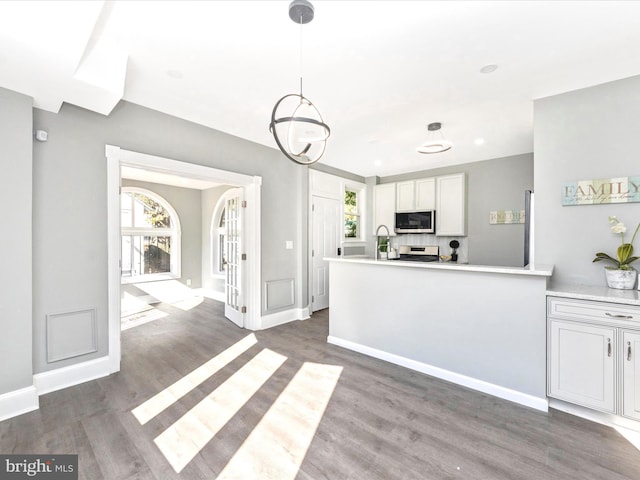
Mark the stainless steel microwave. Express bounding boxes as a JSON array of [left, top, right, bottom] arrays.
[[394, 210, 435, 234]]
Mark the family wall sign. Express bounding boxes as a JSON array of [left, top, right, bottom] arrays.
[[562, 176, 640, 206]]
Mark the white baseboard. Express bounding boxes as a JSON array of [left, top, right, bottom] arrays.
[[0, 385, 38, 422], [196, 288, 225, 303], [549, 398, 640, 433], [33, 356, 112, 396], [327, 335, 548, 412], [261, 307, 310, 330]]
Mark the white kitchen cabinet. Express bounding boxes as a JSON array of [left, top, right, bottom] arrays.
[[396, 181, 415, 212], [547, 296, 640, 422], [435, 173, 466, 236], [373, 183, 396, 235], [548, 319, 616, 413], [395, 179, 436, 212], [623, 330, 640, 421], [415, 178, 436, 210]]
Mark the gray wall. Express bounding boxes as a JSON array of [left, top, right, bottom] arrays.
[[0, 88, 33, 395], [122, 179, 203, 288], [32, 100, 307, 374], [535, 75, 640, 285], [380, 153, 534, 267]]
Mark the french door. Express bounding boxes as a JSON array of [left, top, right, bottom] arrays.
[[224, 188, 245, 327]]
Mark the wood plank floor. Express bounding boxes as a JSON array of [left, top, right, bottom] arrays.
[[2, 298, 640, 479]]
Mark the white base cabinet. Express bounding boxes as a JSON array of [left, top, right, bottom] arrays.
[[548, 296, 640, 422], [548, 320, 615, 412], [623, 330, 640, 421]]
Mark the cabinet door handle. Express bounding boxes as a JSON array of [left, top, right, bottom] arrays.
[[628, 341, 632, 361], [606, 312, 633, 319], [607, 338, 612, 357]]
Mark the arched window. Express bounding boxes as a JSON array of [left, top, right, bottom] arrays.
[[121, 187, 181, 282]]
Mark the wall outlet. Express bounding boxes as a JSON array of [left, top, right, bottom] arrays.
[[186, 279, 191, 286], [285, 241, 293, 250]]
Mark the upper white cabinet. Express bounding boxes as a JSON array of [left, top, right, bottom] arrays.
[[415, 178, 436, 211], [396, 181, 415, 212], [373, 183, 396, 235], [396, 179, 435, 212], [435, 173, 467, 236]]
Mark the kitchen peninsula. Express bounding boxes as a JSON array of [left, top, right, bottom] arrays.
[[326, 257, 553, 411]]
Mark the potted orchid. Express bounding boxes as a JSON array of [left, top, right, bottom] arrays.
[[593, 216, 640, 289]]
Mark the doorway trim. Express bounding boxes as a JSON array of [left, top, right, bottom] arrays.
[[106, 145, 262, 374]]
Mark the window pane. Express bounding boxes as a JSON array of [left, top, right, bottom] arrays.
[[121, 193, 133, 228], [144, 236, 172, 274], [345, 190, 357, 214], [345, 214, 359, 238], [219, 233, 227, 271], [133, 193, 172, 228], [121, 235, 133, 276]]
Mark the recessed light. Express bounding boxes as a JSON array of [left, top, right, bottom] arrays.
[[374, 160, 382, 167], [167, 69, 183, 79], [474, 138, 485, 145], [480, 64, 498, 74]]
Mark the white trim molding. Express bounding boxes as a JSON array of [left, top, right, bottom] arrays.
[[261, 307, 310, 330], [327, 335, 549, 412], [34, 356, 111, 396], [106, 145, 263, 365], [0, 385, 38, 422]]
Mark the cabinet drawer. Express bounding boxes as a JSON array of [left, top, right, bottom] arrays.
[[548, 297, 640, 328]]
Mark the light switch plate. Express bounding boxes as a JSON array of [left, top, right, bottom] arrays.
[[285, 241, 293, 249]]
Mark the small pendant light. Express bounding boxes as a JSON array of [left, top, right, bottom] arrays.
[[417, 122, 453, 154]]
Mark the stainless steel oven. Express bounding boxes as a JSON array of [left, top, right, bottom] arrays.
[[394, 245, 439, 262]]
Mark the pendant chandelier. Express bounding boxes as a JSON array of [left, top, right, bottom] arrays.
[[269, 0, 330, 165], [417, 122, 453, 154]]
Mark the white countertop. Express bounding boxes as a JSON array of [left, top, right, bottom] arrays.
[[325, 256, 554, 277], [547, 283, 640, 306]]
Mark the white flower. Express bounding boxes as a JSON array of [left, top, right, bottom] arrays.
[[612, 222, 627, 234]]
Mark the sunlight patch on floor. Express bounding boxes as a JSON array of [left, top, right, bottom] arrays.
[[614, 425, 640, 452], [121, 291, 159, 317], [133, 279, 195, 303], [121, 307, 169, 331], [171, 295, 204, 311], [216, 362, 343, 480], [154, 348, 287, 473], [132, 333, 258, 425], [134, 279, 203, 311]]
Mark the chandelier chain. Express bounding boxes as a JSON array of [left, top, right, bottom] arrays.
[[299, 13, 303, 96]]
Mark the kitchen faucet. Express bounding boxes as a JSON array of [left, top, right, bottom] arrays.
[[375, 224, 391, 260]]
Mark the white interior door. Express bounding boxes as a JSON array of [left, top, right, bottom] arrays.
[[225, 188, 245, 327], [312, 195, 340, 312]]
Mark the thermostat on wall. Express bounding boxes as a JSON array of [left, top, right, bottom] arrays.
[[35, 130, 48, 142]]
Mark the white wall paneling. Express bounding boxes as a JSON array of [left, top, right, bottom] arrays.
[[46, 307, 97, 363], [265, 278, 295, 311]]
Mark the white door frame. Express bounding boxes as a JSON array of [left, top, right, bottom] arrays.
[[106, 145, 262, 374]]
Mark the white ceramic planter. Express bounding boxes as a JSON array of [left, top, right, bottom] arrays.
[[605, 268, 638, 289]]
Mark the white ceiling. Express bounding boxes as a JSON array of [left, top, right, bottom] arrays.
[[2, 1, 640, 178]]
